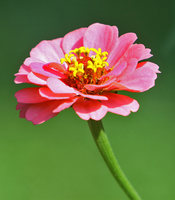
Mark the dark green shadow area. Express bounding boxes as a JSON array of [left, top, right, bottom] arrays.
[[0, 0, 174, 199]]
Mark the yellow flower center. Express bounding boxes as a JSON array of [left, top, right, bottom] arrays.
[[59, 47, 112, 93], [60, 47, 109, 77]]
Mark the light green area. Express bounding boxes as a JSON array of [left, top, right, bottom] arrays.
[[0, 0, 175, 199]]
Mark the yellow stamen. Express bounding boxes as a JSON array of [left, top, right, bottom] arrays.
[[60, 47, 109, 77], [69, 62, 84, 77]]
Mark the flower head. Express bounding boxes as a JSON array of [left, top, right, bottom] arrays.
[[15, 23, 160, 124]]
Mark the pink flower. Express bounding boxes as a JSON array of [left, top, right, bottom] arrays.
[[15, 23, 160, 124]]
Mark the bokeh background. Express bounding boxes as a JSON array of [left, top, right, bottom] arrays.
[[0, 0, 174, 199]]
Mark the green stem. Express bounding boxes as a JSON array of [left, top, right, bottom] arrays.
[[88, 119, 142, 200]]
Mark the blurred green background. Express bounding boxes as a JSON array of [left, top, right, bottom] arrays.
[[0, 0, 174, 199]]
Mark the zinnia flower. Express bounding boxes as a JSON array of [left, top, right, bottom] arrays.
[[15, 23, 160, 124]]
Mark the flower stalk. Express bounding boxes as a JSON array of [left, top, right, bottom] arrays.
[[88, 119, 142, 200]]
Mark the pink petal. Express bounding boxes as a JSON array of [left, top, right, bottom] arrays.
[[62, 28, 87, 53], [47, 77, 76, 94], [107, 33, 137, 68], [84, 77, 116, 91], [17, 99, 77, 124], [24, 57, 45, 66], [104, 82, 128, 91], [18, 64, 31, 74], [25, 101, 60, 124], [119, 61, 160, 92], [27, 72, 47, 85], [118, 58, 138, 79], [77, 92, 108, 100], [15, 87, 48, 103], [16, 103, 30, 118], [53, 97, 78, 113], [39, 87, 75, 100], [27, 38, 64, 64], [73, 98, 107, 120], [103, 61, 127, 78], [14, 65, 31, 84], [125, 44, 152, 61], [30, 62, 60, 78], [14, 74, 30, 84], [83, 23, 118, 53], [102, 93, 139, 116], [138, 61, 160, 73], [42, 62, 67, 78]]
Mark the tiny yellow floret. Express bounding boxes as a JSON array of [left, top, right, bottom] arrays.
[[60, 47, 109, 77]]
